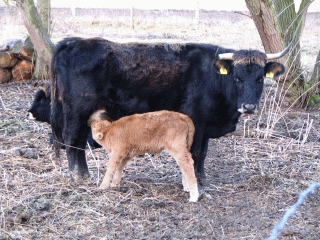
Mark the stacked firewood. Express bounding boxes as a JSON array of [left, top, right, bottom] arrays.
[[0, 39, 34, 83]]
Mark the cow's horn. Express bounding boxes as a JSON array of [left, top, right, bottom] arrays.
[[265, 40, 293, 60], [218, 52, 234, 60]]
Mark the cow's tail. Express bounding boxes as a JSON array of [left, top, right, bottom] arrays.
[[50, 54, 63, 159]]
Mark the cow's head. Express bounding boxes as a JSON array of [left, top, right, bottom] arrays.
[[28, 82, 51, 123], [215, 43, 291, 114]]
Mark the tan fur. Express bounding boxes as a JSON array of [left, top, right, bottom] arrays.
[[233, 51, 267, 66], [88, 110, 199, 202]]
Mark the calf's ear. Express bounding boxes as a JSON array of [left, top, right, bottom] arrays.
[[97, 133, 103, 140], [214, 60, 232, 75], [95, 132, 104, 140], [265, 62, 285, 78]]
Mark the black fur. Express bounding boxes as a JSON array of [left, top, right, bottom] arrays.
[[28, 84, 100, 149], [51, 37, 286, 183]]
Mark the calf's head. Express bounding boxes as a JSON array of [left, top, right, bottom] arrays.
[[28, 82, 51, 123], [88, 110, 111, 142], [215, 43, 291, 114]]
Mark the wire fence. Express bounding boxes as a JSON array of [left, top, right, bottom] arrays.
[[268, 182, 320, 240]]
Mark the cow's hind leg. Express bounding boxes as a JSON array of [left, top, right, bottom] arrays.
[[192, 137, 209, 187], [64, 119, 91, 179]]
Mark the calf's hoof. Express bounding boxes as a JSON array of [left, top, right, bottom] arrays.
[[99, 182, 110, 189], [189, 193, 199, 203]]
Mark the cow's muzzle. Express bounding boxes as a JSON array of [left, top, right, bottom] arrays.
[[27, 112, 36, 120], [238, 104, 257, 114]]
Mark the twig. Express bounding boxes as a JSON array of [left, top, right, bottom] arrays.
[[0, 228, 14, 239], [0, 94, 7, 111], [87, 142, 100, 187]]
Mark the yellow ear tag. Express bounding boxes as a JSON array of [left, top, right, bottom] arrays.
[[266, 72, 274, 78], [220, 67, 228, 75]]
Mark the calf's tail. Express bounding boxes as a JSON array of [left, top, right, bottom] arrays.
[[186, 117, 195, 151]]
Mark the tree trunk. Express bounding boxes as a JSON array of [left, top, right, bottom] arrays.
[[37, 0, 51, 33], [16, 0, 54, 80], [245, 0, 284, 55], [245, 0, 313, 108], [130, 5, 134, 29], [310, 49, 320, 92]]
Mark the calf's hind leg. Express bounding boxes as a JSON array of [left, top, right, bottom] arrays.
[[110, 156, 131, 188], [100, 152, 123, 189], [170, 150, 199, 202]]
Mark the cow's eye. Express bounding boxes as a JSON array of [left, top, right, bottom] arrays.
[[235, 78, 243, 83], [257, 78, 264, 83]]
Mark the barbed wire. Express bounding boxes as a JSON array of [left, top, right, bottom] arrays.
[[268, 182, 320, 240]]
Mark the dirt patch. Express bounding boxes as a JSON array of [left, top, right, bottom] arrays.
[[1, 8, 320, 240]]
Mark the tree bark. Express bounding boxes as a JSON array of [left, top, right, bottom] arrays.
[[310, 49, 320, 92], [16, 0, 54, 80], [245, 0, 283, 55], [130, 5, 134, 29], [245, 0, 314, 108], [37, 0, 51, 33]]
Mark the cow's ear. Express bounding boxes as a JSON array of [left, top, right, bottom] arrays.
[[265, 62, 285, 78], [215, 60, 231, 75]]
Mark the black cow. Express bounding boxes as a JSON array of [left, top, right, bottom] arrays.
[[51, 37, 290, 184], [27, 83, 100, 148], [28, 83, 52, 123]]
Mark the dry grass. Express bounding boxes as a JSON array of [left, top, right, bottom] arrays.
[[0, 7, 320, 240]]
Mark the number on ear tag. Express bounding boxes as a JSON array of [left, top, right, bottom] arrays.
[[266, 72, 274, 78], [220, 67, 228, 75]]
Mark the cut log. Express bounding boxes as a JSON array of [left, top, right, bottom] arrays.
[[0, 67, 12, 83], [18, 45, 34, 61], [0, 51, 19, 68], [12, 60, 33, 81], [12, 39, 34, 61]]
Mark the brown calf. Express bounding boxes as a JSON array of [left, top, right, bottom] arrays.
[[88, 110, 199, 202]]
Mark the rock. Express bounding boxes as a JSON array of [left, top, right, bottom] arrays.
[[22, 149, 38, 159], [0, 39, 21, 52]]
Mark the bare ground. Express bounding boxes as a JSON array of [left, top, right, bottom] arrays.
[[1, 8, 320, 240]]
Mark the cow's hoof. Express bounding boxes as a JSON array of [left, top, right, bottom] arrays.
[[198, 177, 208, 187], [70, 168, 90, 182]]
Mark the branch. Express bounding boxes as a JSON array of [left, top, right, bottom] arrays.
[[232, 11, 252, 19]]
